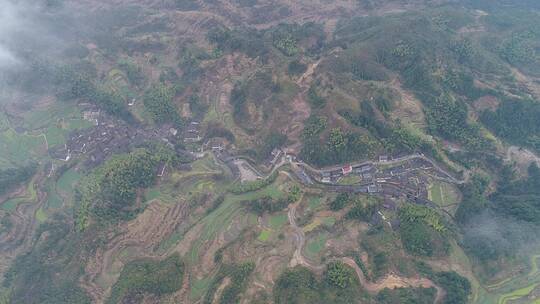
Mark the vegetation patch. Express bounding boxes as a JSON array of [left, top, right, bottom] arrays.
[[273, 263, 362, 304], [269, 213, 288, 229], [229, 171, 278, 194], [304, 232, 328, 260], [399, 205, 449, 257], [258, 229, 271, 241], [143, 83, 182, 126], [5, 219, 92, 304], [203, 262, 255, 304], [376, 287, 436, 304], [106, 254, 184, 304], [76, 147, 176, 229], [0, 163, 37, 197]]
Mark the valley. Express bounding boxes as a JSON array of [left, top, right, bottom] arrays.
[[1, 0, 540, 303]]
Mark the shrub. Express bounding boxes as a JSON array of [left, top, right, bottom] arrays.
[[288, 60, 307, 75], [143, 83, 182, 125], [107, 254, 184, 304], [229, 171, 278, 194], [0, 163, 37, 196], [324, 261, 355, 289]]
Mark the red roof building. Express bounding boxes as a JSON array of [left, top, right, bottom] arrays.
[[342, 165, 353, 175]]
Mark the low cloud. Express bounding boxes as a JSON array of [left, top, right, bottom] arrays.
[[0, 0, 22, 67], [462, 211, 540, 261]]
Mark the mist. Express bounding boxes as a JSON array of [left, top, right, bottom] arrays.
[[0, 0, 82, 70], [0, 0, 24, 68], [0, 0, 86, 98], [462, 210, 540, 266]]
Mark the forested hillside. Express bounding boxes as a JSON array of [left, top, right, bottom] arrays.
[[0, 0, 539, 303]]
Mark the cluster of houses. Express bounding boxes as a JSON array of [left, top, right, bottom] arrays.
[[49, 108, 202, 170], [319, 163, 376, 184], [183, 121, 202, 143], [55, 107, 445, 220], [263, 148, 283, 169]]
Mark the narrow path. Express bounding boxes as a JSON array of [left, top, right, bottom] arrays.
[[284, 59, 322, 153], [506, 146, 540, 167], [287, 191, 324, 271], [280, 168, 446, 302], [285, 192, 445, 302]]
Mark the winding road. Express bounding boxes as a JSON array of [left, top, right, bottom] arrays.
[[285, 189, 445, 303]]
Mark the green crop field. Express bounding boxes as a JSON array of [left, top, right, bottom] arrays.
[[45, 180, 64, 209], [304, 232, 328, 260], [269, 213, 288, 229], [0, 112, 9, 131], [21, 103, 82, 130], [144, 187, 162, 202], [190, 275, 213, 300], [1, 197, 23, 212], [429, 181, 460, 207], [307, 195, 322, 210], [0, 129, 47, 165], [188, 197, 243, 264], [258, 230, 271, 241], [497, 283, 539, 304], [1, 177, 38, 212], [322, 217, 336, 227], [338, 175, 362, 185], [35, 207, 48, 223], [45, 125, 68, 147], [57, 168, 83, 197]]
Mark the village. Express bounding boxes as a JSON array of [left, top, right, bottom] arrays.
[[214, 144, 462, 219], [48, 105, 202, 170], [46, 105, 461, 225]]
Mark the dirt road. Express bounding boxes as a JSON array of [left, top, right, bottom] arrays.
[[284, 186, 445, 302], [287, 193, 325, 271], [342, 257, 445, 303], [506, 146, 540, 172]]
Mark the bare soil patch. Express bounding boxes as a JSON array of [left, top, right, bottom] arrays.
[[473, 95, 500, 112]]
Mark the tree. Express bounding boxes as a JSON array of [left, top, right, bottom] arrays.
[[434, 271, 471, 304], [143, 83, 182, 125], [0, 164, 37, 196], [274, 266, 319, 304], [330, 193, 352, 211], [324, 261, 355, 289], [329, 128, 346, 151], [288, 60, 307, 76], [307, 86, 326, 108], [77, 147, 175, 226]]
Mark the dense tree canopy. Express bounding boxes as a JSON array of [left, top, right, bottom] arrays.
[[143, 83, 182, 125], [481, 98, 540, 152], [76, 147, 175, 227], [0, 163, 37, 196], [107, 254, 184, 304]]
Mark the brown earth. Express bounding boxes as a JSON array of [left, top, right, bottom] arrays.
[[342, 257, 446, 303], [473, 95, 500, 112], [80, 200, 188, 303]]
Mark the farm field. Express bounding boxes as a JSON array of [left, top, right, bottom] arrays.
[[304, 232, 328, 261], [1, 1, 540, 303], [428, 181, 460, 207]]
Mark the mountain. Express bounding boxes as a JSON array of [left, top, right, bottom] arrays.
[[0, 0, 539, 303]]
